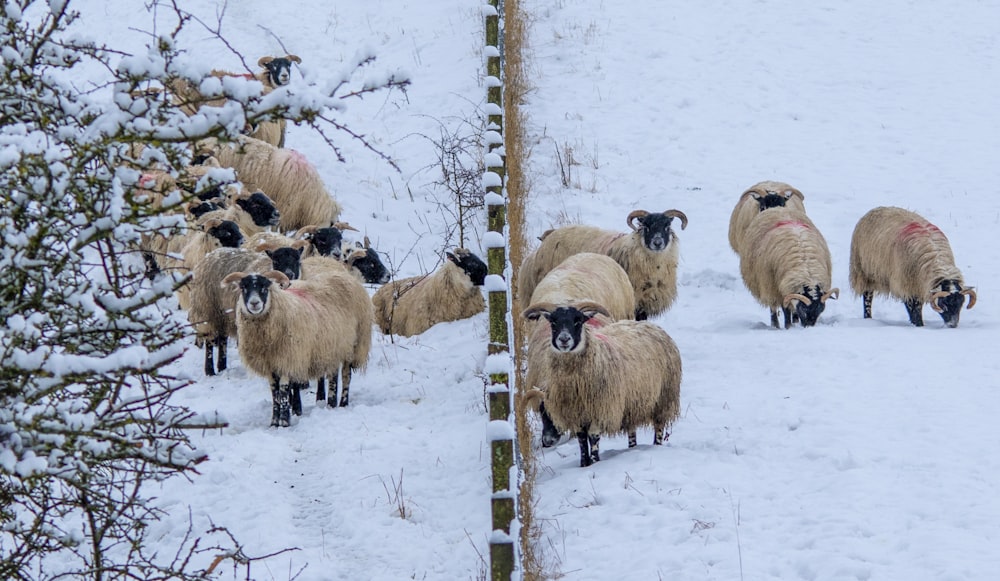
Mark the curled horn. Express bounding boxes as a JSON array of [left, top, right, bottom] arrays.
[[570, 300, 613, 319], [626, 210, 649, 231], [200, 217, 224, 230], [664, 209, 689, 230], [962, 288, 977, 309], [296, 225, 319, 239], [285, 54, 302, 64], [739, 189, 764, 202], [521, 302, 556, 321], [262, 270, 291, 289], [333, 221, 360, 232], [929, 290, 951, 313], [821, 288, 840, 302], [220, 271, 247, 288], [783, 293, 812, 308], [257, 56, 275, 67]]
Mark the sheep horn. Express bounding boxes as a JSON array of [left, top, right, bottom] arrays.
[[929, 290, 951, 313], [783, 293, 812, 307], [296, 225, 319, 239], [572, 300, 613, 319], [821, 288, 840, 302], [286, 54, 302, 64], [962, 288, 977, 309], [363, 235, 371, 249], [739, 189, 763, 202], [258, 56, 274, 67], [664, 209, 689, 230], [332, 221, 359, 232], [626, 210, 649, 231], [201, 217, 224, 230], [220, 271, 247, 288], [521, 303, 556, 321], [263, 270, 291, 289]]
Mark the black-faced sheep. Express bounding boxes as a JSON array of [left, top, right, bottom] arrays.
[[188, 244, 305, 376], [340, 239, 391, 285], [222, 269, 373, 427], [849, 206, 976, 327], [197, 189, 280, 236], [521, 301, 682, 468], [371, 248, 487, 337], [517, 209, 689, 321], [728, 180, 807, 256], [162, 217, 244, 310], [197, 136, 342, 231], [739, 207, 839, 329], [522, 252, 636, 448]]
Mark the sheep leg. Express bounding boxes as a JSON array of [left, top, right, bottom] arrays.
[[539, 402, 563, 448], [769, 310, 781, 329], [316, 377, 327, 404], [782, 306, 793, 329], [215, 335, 227, 372], [270, 374, 290, 427], [576, 431, 593, 467], [588, 434, 601, 464], [338, 365, 351, 407], [904, 297, 924, 326], [289, 381, 305, 416], [862, 291, 874, 319], [627, 430, 638, 448], [204, 341, 215, 376]]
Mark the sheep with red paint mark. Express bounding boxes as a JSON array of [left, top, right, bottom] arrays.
[[521, 301, 682, 468], [849, 206, 976, 327], [740, 207, 839, 329], [517, 209, 688, 321], [728, 180, 807, 256], [221, 268, 373, 427]]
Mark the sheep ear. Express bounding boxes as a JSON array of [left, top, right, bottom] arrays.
[[258, 56, 274, 67], [286, 54, 302, 63]]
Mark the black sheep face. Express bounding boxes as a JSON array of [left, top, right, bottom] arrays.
[[934, 280, 966, 328], [236, 192, 280, 228], [263, 58, 295, 87], [351, 248, 390, 285], [544, 306, 591, 353], [266, 246, 304, 281], [791, 285, 826, 327], [208, 220, 243, 248], [238, 274, 272, 316], [188, 201, 220, 219], [447, 250, 488, 286], [310, 227, 344, 260], [756, 192, 788, 212], [636, 213, 675, 252]]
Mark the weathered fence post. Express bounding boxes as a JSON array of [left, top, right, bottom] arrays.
[[484, 0, 516, 579]]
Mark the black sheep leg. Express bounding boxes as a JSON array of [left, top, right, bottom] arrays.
[[904, 297, 924, 326], [290, 381, 305, 416], [770, 310, 781, 329], [782, 306, 793, 329], [588, 434, 600, 464], [627, 430, 638, 448], [216, 335, 228, 372], [862, 291, 874, 319], [576, 431, 592, 467], [270, 373, 291, 427], [338, 365, 351, 407], [204, 341, 215, 376], [316, 376, 327, 404]]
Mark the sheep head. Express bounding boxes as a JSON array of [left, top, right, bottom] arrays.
[[235, 191, 281, 228], [626, 209, 688, 252], [263, 245, 305, 281], [346, 245, 390, 285], [203, 218, 244, 248], [258, 55, 301, 87], [929, 280, 975, 328], [222, 270, 291, 317], [782, 286, 838, 327], [522, 301, 612, 353], [741, 182, 804, 212], [447, 248, 488, 286]]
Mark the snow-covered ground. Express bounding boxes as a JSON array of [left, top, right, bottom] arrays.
[[62, 0, 1000, 580]]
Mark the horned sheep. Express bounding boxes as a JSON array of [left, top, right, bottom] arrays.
[[728, 180, 807, 256], [188, 244, 305, 376], [849, 206, 976, 327], [522, 252, 636, 448], [371, 248, 487, 337], [521, 301, 682, 467], [222, 269, 373, 427], [739, 207, 839, 329], [517, 209, 688, 321], [197, 135, 342, 231]]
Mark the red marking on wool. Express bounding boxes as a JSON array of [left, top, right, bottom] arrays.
[[769, 220, 810, 232], [287, 149, 315, 171], [898, 221, 942, 240], [285, 287, 317, 307], [599, 232, 627, 254], [585, 318, 606, 328]]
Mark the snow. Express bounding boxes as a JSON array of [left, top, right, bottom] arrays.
[[46, 0, 1000, 580]]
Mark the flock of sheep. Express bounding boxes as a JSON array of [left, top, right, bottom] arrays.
[[519, 181, 976, 467], [134, 55, 489, 427]]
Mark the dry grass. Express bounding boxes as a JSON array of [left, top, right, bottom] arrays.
[[501, 0, 549, 579]]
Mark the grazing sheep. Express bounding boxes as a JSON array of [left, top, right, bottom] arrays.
[[849, 206, 976, 327], [222, 268, 373, 426], [739, 207, 839, 329], [188, 244, 304, 375], [198, 136, 342, 231], [728, 180, 807, 256], [521, 301, 682, 467], [372, 248, 487, 337], [517, 209, 688, 321], [523, 252, 636, 448]]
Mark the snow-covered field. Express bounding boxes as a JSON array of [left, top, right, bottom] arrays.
[[63, 0, 1000, 580]]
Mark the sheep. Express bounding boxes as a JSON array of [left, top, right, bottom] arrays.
[[522, 252, 636, 448], [739, 207, 839, 329], [197, 189, 280, 236], [166, 218, 245, 310], [340, 239, 391, 285], [517, 209, 688, 321], [728, 180, 807, 256], [849, 206, 976, 327], [521, 301, 682, 467], [197, 136, 342, 231], [371, 248, 487, 337], [167, 55, 301, 147], [188, 244, 305, 375], [221, 268, 373, 427]]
